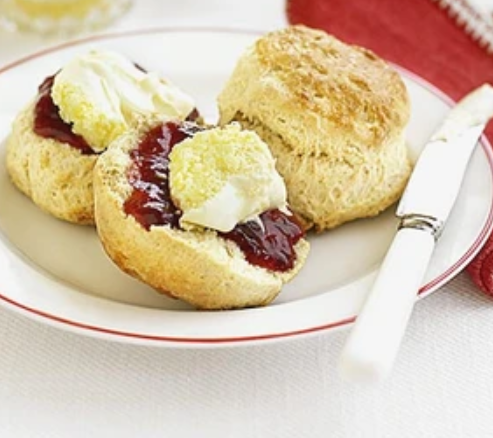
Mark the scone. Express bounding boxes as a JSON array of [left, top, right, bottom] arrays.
[[94, 121, 309, 309], [218, 25, 412, 231], [6, 50, 196, 225]]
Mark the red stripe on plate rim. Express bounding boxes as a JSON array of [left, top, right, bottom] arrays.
[[0, 26, 492, 345]]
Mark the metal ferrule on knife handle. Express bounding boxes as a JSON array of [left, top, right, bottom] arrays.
[[398, 214, 444, 240]]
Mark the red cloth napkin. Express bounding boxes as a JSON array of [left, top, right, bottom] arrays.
[[287, 0, 493, 295]]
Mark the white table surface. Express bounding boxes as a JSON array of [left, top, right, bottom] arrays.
[[1, 1, 493, 437]]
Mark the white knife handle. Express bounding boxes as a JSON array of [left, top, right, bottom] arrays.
[[339, 228, 435, 382]]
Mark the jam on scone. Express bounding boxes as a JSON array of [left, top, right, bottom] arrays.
[[124, 121, 304, 272]]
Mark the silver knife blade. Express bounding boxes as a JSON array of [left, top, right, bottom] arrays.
[[397, 84, 493, 226]]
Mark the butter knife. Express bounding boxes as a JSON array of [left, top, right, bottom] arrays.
[[339, 84, 493, 382]]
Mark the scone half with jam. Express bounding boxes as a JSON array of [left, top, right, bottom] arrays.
[[6, 50, 197, 224], [94, 122, 310, 310]]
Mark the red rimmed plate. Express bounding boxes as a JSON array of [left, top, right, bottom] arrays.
[[0, 27, 491, 346]]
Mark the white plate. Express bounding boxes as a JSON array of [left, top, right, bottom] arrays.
[[0, 28, 491, 346]]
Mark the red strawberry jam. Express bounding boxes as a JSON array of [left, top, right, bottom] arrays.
[[33, 75, 94, 155], [124, 122, 202, 228], [222, 209, 304, 272], [124, 121, 305, 272]]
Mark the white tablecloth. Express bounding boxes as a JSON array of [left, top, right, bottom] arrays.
[[1, 1, 493, 437]]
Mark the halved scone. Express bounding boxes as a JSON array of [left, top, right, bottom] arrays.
[[94, 121, 309, 309], [6, 50, 196, 225]]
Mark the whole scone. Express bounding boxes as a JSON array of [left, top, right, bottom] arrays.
[[94, 121, 309, 310], [218, 25, 412, 231]]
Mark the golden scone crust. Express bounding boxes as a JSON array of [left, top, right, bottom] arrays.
[[94, 130, 310, 310], [218, 25, 412, 230], [6, 101, 97, 224]]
